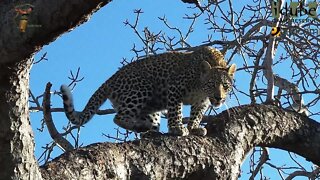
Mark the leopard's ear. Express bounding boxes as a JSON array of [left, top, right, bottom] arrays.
[[228, 64, 236, 77], [200, 61, 212, 73]]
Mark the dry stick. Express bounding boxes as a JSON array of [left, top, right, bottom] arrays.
[[263, 37, 276, 103], [42, 82, 74, 151], [262, 0, 285, 103], [250, 44, 266, 103], [29, 90, 41, 108], [249, 147, 269, 180], [30, 106, 116, 115], [274, 75, 308, 115], [262, 45, 308, 114], [285, 167, 320, 180]]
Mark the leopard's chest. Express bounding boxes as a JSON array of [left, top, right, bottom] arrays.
[[182, 90, 207, 105]]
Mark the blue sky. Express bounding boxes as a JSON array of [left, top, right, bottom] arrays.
[[30, 0, 318, 179]]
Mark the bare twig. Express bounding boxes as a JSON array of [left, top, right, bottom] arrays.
[[249, 147, 269, 180], [32, 52, 48, 64]]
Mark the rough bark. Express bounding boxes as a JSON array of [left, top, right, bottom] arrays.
[[0, 59, 42, 179], [0, 1, 111, 179], [40, 105, 320, 180]]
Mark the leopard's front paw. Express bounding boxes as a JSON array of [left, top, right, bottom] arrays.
[[169, 126, 189, 136], [188, 127, 207, 136]]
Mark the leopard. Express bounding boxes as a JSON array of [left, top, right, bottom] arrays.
[[60, 46, 236, 136]]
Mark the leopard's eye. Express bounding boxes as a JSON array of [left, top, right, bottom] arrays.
[[223, 83, 230, 90]]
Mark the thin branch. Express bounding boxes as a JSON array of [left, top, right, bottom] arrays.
[[42, 82, 74, 151], [249, 147, 269, 180]]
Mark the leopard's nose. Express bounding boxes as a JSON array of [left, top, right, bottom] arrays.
[[214, 97, 222, 101]]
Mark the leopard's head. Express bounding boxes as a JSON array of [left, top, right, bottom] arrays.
[[200, 61, 236, 107]]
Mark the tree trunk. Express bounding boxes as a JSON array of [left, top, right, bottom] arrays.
[[40, 105, 320, 180], [0, 1, 111, 179], [0, 59, 42, 180]]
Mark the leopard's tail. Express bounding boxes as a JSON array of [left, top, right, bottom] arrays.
[[60, 83, 110, 126]]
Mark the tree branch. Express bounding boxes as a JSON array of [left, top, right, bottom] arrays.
[[42, 82, 74, 151], [0, 0, 111, 64], [40, 104, 320, 179]]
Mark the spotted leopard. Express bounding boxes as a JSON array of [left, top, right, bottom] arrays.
[[61, 46, 236, 136]]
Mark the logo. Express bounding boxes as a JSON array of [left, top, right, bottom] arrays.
[[271, 1, 318, 19], [270, 1, 319, 37], [270, 26, 320, 37], [14, 4, 42, 32], [271, 27, 281, 37]]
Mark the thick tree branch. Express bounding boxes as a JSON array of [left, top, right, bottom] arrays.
[[0, 0, 111, 64], [40, 104, 320, 179]]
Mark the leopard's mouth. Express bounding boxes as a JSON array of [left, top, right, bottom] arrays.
[[209, 98, 225, 107]]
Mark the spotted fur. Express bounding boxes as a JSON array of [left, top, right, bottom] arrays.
[[61, 46, 236, 136]]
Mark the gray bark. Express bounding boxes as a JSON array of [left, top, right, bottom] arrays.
[[40, 105, 320, 180], [0, 1, 111, 179], [0, 59, 42, 180]]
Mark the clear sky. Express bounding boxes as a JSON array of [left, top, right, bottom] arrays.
[[30, 0, 318, 179]]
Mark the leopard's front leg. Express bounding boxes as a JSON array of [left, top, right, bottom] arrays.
[[167, 86, 189, 136], [188, 98, 210, 136]]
